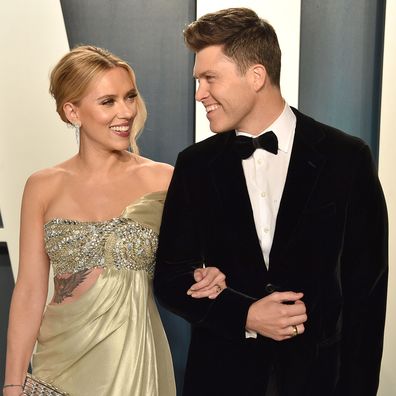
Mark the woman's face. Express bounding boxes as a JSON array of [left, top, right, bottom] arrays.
[[75, 67, 138, 151]]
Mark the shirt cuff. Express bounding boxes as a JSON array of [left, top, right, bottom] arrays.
[[245, 329, 257, 339]]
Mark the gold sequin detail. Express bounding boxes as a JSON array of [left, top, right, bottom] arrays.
[[44, 218, 158, 277]]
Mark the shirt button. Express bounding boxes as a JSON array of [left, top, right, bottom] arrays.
[[261, 192, 266, 198], [265, 283, 276, 293], [257, 159, 262, 165], [263, 228, 269, 233]]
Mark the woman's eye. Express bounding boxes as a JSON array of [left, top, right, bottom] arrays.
[[127, 93, 137, 101], [102, 99, 114, 105]]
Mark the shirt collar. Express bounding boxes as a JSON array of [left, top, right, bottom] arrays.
[[236, 102, 296, 153]]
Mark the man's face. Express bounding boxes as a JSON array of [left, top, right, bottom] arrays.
[[194, 45, 257, 133]]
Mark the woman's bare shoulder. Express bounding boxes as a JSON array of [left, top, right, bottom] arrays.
[[24, 158, 75, 198], [131, 154, 174, 190], [27, 163, 69, 187]]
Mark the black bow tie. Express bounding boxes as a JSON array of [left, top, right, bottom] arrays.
[[233, 131, 278, 159]]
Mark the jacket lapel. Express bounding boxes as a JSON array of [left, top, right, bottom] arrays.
[[270, 110, 326, 266], [208, 132, 266, 269]]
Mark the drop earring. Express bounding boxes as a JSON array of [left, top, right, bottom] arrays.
[[73, 123, 80, 146]]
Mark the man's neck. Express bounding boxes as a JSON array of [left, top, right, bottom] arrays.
[[241, 89, 285, 135]]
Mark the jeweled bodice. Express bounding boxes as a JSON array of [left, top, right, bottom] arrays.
[[43, 191, 166, 277], [44, 218, 158, 277]]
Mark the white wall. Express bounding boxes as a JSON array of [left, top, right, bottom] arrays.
[[0, 0, 74, 279], [195, 0, 301, 142], [378, 1, 396, 394]]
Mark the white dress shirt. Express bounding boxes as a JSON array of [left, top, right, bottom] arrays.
[[236, 103, 296, 269], [238, 104, 296, 339]]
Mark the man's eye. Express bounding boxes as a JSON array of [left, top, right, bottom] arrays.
[[102, 99, 114, 105]]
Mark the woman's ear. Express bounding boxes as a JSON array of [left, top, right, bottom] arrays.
[[251, 64, 267, 91], [63, 102, 80, 126]]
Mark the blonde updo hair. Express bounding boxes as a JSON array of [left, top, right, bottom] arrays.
[[49, 45, 147, 153]]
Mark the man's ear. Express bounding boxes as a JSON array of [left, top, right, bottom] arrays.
[[63, 102, 80, 126], [250, 64, 267, 91]]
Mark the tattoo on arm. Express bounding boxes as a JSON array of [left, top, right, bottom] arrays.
[[53, 269, 91, 303]]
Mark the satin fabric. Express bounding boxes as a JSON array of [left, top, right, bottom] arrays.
[[33, 191, 176, 396]]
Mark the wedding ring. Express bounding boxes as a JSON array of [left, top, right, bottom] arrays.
[[292, 325, 298, 337], [215, 284, 222, 293]]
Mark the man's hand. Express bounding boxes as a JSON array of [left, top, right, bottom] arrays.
[[246, 291, 307, 340]]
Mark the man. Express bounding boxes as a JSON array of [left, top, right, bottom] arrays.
[[154, 7, 388, 396]]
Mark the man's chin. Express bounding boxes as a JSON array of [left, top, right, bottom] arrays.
[[209, 124, 229, 134]]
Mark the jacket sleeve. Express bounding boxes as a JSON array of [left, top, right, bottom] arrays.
[[154, 153, 255, 340], [336, 144, 388, 395]]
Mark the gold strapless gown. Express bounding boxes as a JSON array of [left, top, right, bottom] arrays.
[[32, 191, 176, 396]]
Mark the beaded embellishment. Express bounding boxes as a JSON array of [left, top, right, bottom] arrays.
[[44, 218, 158, 277], [23, 373, 69, 395]]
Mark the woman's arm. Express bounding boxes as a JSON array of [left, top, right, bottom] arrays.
[[4, 175, 50, 394]]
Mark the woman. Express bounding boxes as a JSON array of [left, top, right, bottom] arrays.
[[3, 45, 226, 396]]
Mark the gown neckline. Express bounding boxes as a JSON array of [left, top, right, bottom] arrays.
[[44, 190, 166, 227]]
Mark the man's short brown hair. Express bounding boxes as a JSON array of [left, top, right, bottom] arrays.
[[184, 7, 281, 87]]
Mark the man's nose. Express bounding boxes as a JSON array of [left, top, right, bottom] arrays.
[[195, 81, 209, 102]]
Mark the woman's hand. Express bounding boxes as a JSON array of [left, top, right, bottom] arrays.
[[187, 266, 227, 299]]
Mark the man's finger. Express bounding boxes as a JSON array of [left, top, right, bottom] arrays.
[[269, 291, 304, 303]]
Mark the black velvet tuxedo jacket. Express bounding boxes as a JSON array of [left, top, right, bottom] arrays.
[[154, 109, 388, 396]]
